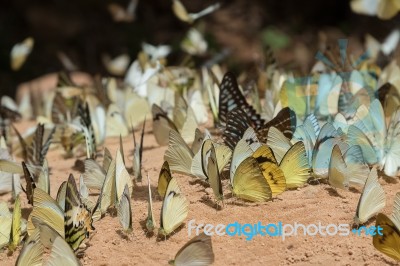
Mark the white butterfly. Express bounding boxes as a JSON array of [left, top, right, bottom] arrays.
[[348, 99, 400, 177], [354, 167, 386, 225], [11, 37, 34, 71]]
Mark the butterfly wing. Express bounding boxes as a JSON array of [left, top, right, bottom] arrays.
[[117, 184, 133, 233], [328, 145, 348, 190], [280, 141, 311, 188], [158, 161, 173, 198], [257, 107, 297, 142], [64, 174, 94, 251], [28, 188, 64, 238], [373, 213, 400, 261], [232, 157, 272, 202], [218, 72, 264, 129], [207, 145, 223, 202], [164, 130, 194, 176], [172, 233, 215, 266], [253, 145, 286, 196], [354, 168, 386, 225], [159, 177, 189, 236]]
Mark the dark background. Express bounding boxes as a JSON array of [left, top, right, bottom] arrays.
[[1, 0, 398, 97]]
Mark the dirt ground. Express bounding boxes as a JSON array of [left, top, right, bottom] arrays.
[[1, 119, 400, 266]]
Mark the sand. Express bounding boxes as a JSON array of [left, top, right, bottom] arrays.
[[1, 119, 399, 266]]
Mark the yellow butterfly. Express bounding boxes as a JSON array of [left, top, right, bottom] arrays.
[[252, 145, 286, 196], [158, 161, 173, 198], [231, 157, 272, 202], [280, 141, 311, 189], [373, 192, 400, 261], [8, 193, 22, 252]]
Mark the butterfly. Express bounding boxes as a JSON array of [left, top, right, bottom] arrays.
[[158, 161, 173, 198], [79, 174, 101, 222], [64, 174, 96, 251], [218, 72, 264, 129], [223, 106, 296, 150], [373, 193, 400, 261], [27, 187, 65, 238], [169, 233, 215, 265], [0, 193, 23, 252], [152, 104, 179, 146], [266, 126, 292, 164], [82, 158, 106, 190], [77, 102, 97, 159], [108, 0, 138, 23], [351, 0, 400, 19], [252, 145, 286, 196], [348, 99, 400, 177], [0, 104, 22, 121], [99, 156, 117, 215], [106, 104, 129, 138], [328, 145, 369, 190], [21, 160, 50, 205], [132, 119, 145, 182], [172, 0, 220, 24], [146, 174, 155, 233], [102, 53, 131, 75], [311, 122, 349, 179], [16, 223, 80, 266], [159, 177, 189, 237], [116, 147, 133, 199], [124, 90, 150, 129], [164, 130, 194, 176], [14, 123, 55, 167], [117, 184, 132, 233], [206, 144, 223, 205], [11, 37, 34, 71], [189, 131, 231, 181], [231, 156, 272, 202], [354, 167, 386, 225], [229, 127, 262, 184]]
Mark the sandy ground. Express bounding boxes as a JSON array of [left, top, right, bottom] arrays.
[[1, 119, 400, 266]]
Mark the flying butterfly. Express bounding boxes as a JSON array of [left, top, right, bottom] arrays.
[[172, 0, 220, 24]]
